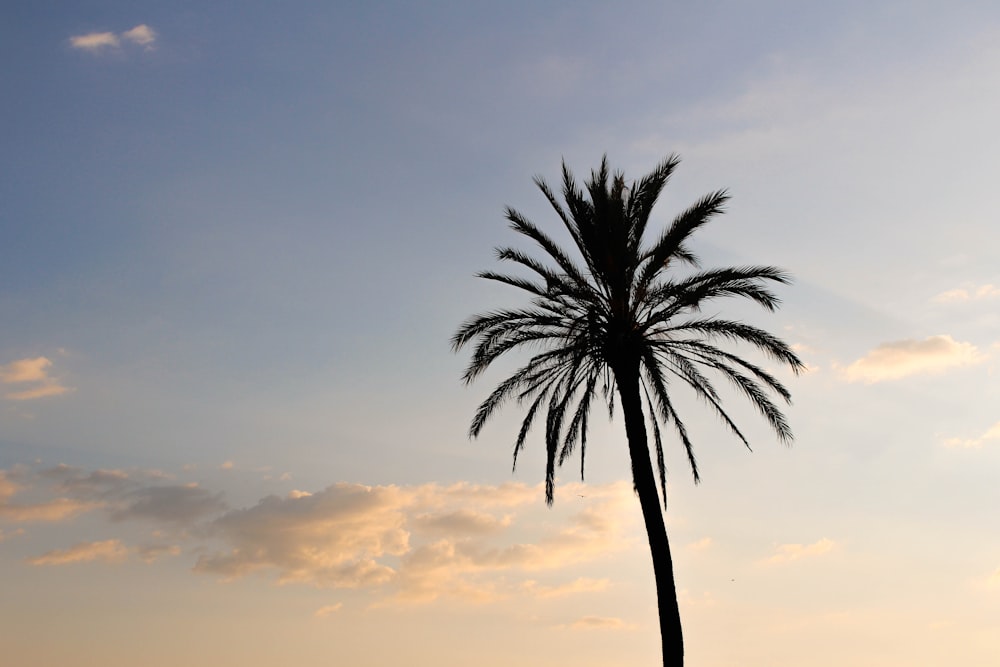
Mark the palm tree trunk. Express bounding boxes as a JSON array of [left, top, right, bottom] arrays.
[[614, 358, 684, 666]]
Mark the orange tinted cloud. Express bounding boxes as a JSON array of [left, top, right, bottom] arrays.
[[0, 356, 73, 400], [765, 538, 835, 564], [841, 335, 984, 383], [28, 539, 128, 566]]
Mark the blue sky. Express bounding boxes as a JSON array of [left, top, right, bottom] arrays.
[[2, 2, 1000, 666]]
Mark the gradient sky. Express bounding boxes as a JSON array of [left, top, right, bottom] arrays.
[[2, 2, 999, 666]]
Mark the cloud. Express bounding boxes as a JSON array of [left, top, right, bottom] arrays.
[[109, 484, 226, 525], [987, 567, 1000, 589], [69, 31, 120, 51], [0, 470, 97, 522], [0, 527, 25, 542], [840, 335, 985, 383], [519, 577, 610, 598], [0, 356, 73, 400], [191, 479, 634, 604], [194, 483, 411, 588], [69, 24, 156, 53], [31, 465, 220, 529], [678, 589, 718, 609], [136, 544, 181, 563], [28, 539, 128, 566], [121, 24, 156, 47], [686, 537, 713, 551], [764, 538, 835, 565], [5, 385, 74, 400], [7, 463, 635, 609], [563, 616, 634, 631], [314, 603, 343, 617], [411, 509, 512, 536], [944, 421, 1000, 449], [933, 284, 1000, 303], [392, 491, 633, 604], [0, 357, 52, 383]]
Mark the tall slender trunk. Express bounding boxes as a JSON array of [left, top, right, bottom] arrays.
[[613, 357, 684, 666]]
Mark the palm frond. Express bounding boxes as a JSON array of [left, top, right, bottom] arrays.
[[454, 155, 800, 505]]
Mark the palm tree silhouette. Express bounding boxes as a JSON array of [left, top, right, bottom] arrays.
[[452, 155, 803, 666]]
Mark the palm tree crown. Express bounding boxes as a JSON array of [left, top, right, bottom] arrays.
[[452, 155, 804, 505]]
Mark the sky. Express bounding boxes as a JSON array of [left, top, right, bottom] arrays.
[[2, 2, 999, 665]]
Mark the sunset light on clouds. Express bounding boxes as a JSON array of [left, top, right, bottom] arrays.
[[2, 2, 1000, 666]]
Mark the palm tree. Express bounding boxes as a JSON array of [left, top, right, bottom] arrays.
[[452, 155, 803, 666]]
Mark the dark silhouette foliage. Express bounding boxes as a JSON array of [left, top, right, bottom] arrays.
[[453, 155, 803, 666]]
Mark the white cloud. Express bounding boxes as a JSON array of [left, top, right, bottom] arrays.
[[28, 539, 128, 566], [121, 24, 156, 47], [69, 24, 156, 53], [943, 421, 1000, 449], [933, 283, 1000, 303], [840, 335, 985, 383], [69, 31, 120, 51], [764, 538, 835, 565]]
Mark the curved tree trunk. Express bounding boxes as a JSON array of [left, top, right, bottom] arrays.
[[614, 358, 684, 667]]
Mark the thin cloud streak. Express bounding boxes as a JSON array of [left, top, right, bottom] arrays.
[[933, 283, 1000, 303], [764, 538, 835, 565], [28, 539, 129, 566], [840, 335, 985, 383], [943, 421, 1000, 449]]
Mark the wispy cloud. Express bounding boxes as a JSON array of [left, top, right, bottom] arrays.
[[27, 539, 129, 566], [561, 615, 635, 631], [121, 24, 156, 47], [0, 356, 73, 401], [0, 357, 52, 383], [840, 335, 985, 383], [686, 537, 713, 551], [69, 31, 119, 51], [764, 538, 835, 565], [943, 421, 1000, 449], [520, 577, 611, 599], [69, 24, 156, 53], [314, 603, 343, 617], [136, 544, 181, 563], [933, 283, 1000, 304]]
